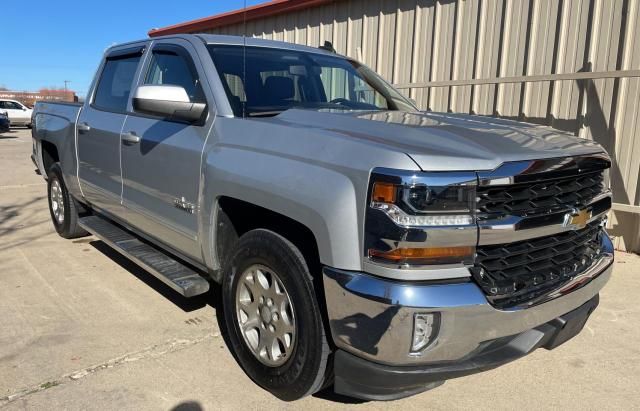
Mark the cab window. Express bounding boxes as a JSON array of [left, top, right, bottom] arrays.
[[93, 54, 141, 113], [145, 47, 205, 104]]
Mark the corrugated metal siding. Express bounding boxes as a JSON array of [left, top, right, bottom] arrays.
[[198, 0, 640, 252]]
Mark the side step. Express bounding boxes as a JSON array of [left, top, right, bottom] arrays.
[[79, 216, 210, 297]]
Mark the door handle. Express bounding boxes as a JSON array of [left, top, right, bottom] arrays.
[[77, 122, 91, 133], [121, 132, 141, 145]]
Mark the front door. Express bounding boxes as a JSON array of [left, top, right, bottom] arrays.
[[121, 40, 212, 260], [77, 46, 145, 218]]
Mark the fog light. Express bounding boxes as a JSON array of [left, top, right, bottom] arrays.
[[411, 313, 440, 354]]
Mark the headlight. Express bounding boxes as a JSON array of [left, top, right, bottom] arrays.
[[371, 182, 474, 226], [365, 169, 477, 267]]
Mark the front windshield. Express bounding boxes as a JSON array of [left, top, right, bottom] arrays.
[[207, 45, 416, 117]]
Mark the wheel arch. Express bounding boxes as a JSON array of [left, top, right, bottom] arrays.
[[40, 140, 60, 174], [210, 196, 323, 283]]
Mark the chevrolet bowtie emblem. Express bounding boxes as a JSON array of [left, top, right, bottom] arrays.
[[564, 207, 592, 229]]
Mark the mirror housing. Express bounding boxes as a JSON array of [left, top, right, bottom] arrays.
[[132, 85, 206, 122]]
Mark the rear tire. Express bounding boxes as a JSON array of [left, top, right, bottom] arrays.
[[47, 163, 88, 239], [222, 229, 332, 401]]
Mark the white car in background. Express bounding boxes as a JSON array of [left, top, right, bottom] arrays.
[[0, 99, 33, 127]]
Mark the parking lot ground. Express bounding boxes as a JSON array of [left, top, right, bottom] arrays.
[[1, 128, 639, 410]]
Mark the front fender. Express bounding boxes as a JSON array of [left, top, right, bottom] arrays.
[[200, 146, 363, 271]]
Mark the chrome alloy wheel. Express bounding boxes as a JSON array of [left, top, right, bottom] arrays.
[[236, 264, 296, 367], [50, 179, 65, 224]]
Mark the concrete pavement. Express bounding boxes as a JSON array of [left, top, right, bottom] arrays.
[[1, 128, 638, 410]]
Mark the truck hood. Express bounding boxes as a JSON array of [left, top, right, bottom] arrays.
[[271, 109, 604, 171]]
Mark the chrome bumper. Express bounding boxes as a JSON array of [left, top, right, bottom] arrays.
[[323, 234, 613, 366]]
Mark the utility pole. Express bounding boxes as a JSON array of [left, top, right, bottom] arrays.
[[63, 80, 71, 102]]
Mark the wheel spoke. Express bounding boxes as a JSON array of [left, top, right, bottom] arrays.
[[258, 332, 275, 361], [240, 314, 260, 332], [241, 279, 260, 303]]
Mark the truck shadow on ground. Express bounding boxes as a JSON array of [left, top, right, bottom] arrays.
[[88, 239, 369, 404], [89, 241, 211, 312]]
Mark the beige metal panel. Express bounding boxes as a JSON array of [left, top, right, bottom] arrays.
[[579, 0, 624, 142], [471, 0, 503, 115], [361, 0, 381, 71], [429, 0, 457, 111], [273, 14, 285, 41], [549, 0, 590, 132], [345, 0, 363, 60], [450, 0, 479, 113], [496, 0, 530, 117], [333, 1, 349, 55], [376, 1, 398, 83], [410, 0, 436, 109], [522, 0, 561, 121], [307, 6, 321, 47], [320, 2, 335, 46], [282, 13, 295, 43], [294, 9, 308, 45], [394, 0, 416, 98]]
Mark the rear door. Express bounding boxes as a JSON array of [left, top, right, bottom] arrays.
[[120, 39, 214, 259], [77, 45, 146, 217]]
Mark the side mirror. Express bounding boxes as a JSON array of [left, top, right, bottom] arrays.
[[132, 85, 206, 123]]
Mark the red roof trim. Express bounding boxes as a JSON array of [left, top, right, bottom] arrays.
[[148, 0, 335, 37]]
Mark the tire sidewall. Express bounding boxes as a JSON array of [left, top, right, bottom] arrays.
[[222, 230, 327, 401], [47, 164, 70, 235]]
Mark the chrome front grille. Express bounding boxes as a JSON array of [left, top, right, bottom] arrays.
[[472, 221, 604, 309], [472, 155, 612, 308], [477, 171, 605, 217]]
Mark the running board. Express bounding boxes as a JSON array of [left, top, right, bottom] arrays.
[[79, 216, 210, 297]]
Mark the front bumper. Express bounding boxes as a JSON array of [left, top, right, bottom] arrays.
[[322, 233, 613, 400], [332, 295, 600, 401]]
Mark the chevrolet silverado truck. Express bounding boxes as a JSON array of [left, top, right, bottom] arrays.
[[31, 34, 614, 401]]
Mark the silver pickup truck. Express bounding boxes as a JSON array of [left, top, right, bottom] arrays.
[[31, 34, 614, 401]]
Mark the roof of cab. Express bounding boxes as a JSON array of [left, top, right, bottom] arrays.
[[104, 33, 342, 59], [196, 34, 340, 56]]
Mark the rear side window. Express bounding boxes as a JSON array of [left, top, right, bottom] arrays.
[[145, 48, 205, 104], [93, 54, 141, 113]]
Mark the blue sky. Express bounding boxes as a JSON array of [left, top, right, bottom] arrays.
[[0, 0, 264, 97]]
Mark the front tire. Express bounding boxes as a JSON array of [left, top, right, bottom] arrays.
[[222, 229, 331, 401], [47, 163, 88, 239]]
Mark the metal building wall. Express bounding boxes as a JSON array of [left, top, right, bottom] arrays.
[[201, 0, 640, 252]]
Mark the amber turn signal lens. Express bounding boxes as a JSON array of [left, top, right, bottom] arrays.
[[372, 182, 397, 203], [369, 246, 474, 265]]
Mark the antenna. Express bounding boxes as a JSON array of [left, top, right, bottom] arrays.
[[242, 0, 247, 119]]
